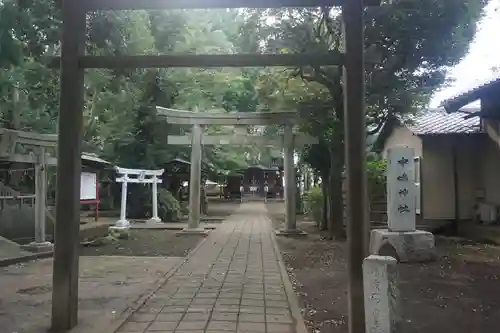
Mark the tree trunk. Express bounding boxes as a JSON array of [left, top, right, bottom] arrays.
[[320, 176, 328, 230], [327, 146, 346, 240]]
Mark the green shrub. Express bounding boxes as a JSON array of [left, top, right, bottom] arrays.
[[157, 188, 182, 222], [367, 159, 387, 201], [129, 186, 182, 222], [304, 186, 323, 227]]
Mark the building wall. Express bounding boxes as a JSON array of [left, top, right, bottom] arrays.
[[420, 135, 484, 222], [455, 135, 481, 219], [382, 126, 423, 158], [479, 136, 500, 205], [420, 135, 456, 220], [0, 206, 54, 242], [383, 128, 489, 224]]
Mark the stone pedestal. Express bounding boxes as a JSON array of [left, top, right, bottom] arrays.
[[176, 228, 210, 236], [21, 241, 54, 253], [109, 226, 130, 240], [369, 229, 436, 263], [275, 229, 308, 237], [115, 219, 130, 228], [146, 217, 162, 225]]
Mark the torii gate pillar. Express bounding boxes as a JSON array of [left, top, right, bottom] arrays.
[[177, 124, 209, 236], [276, 125, 307, 236]]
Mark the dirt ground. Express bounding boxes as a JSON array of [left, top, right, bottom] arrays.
[[0, 201, 240, 333], [267, 202, 500, 333], [205, 200, 240, 217], [0, 256, 181, 333], [80, 229, 204, 257], [81, 200, 240, 257]]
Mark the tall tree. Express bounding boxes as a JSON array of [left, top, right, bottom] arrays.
[[253, 0, 486, 238]]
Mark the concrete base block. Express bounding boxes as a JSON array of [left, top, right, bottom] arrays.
[[369, 229, 436, 263], [176, 228, 210, 236], [275, 229, 308, 237], [115, 219, 130, 228], [109, 226, 131, 240], [20, 241, 54, 253], [146, 217, 162, 224]]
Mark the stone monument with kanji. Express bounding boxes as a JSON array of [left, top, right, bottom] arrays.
[[369, 145, 436, 262]]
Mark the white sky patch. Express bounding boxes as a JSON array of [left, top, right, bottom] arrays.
[[430, 0, 500, 108]]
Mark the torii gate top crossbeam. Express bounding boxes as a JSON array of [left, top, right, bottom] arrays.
[[78, 0, 381, 11], [156, 107, 298, 125]]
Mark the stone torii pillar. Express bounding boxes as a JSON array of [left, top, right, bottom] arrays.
[[178, 123, 209, 235], [275, 125, 307, 236]]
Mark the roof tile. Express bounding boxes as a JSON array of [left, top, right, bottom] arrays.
[[408, 108, 482, 135], [442, 76, 500, 113]]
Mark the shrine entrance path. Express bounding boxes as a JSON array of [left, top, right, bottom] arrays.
[[115, 202, 306, 333]]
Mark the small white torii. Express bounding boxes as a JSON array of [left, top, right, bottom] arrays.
[[114, 167, 164, 228]]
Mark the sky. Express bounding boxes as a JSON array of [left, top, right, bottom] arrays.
[[429, 0, 500, 108]]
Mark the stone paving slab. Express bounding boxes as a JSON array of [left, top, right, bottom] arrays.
[[114, 202, 306, 333]]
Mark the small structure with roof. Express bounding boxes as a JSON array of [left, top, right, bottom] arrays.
[[79, 153, 115, 221], [435, 76, 500, 239], [162, 157, 212, 202], [374, 107, 490, 231], [237, 164, 283, 198]]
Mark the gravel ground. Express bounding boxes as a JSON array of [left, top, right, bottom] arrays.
[[267, 202, 500, 333]]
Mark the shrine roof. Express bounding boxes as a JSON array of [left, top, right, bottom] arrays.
[[239, 164, 279, 172], [373, 107, 482, 152], [82, 153, 112, 165], [81, 153, 114, 170], [407, 108, 481, 135], [442, 76, 500, 113], [165, 157, 191, 165]]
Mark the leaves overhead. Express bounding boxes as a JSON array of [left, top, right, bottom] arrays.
[[0, 0, 487, 178]]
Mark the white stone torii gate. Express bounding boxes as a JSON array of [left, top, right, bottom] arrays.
[[113, 167, 164, 229], [157, 107, 319, 236]]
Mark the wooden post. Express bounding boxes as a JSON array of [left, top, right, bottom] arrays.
[[284, 125, 296, 230], [34, 147, 47, 243], [51, 0, 85, 330], [187, 124, 203, 230], [343, 0, 368, 332]]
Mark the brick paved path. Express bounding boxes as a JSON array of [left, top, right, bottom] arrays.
[[115, 202, 305, 333]]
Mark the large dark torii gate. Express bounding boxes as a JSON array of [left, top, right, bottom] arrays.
[[52, 0, 379, 332]]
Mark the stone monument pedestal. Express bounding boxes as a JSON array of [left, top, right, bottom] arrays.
[[176, 228, 210, 236], [21, 241, 54, 253], [109, 225, 130, 240], [369, 229, 436, 263]]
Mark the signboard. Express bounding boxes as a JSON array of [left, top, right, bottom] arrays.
[[80, 172, 97, 200]]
